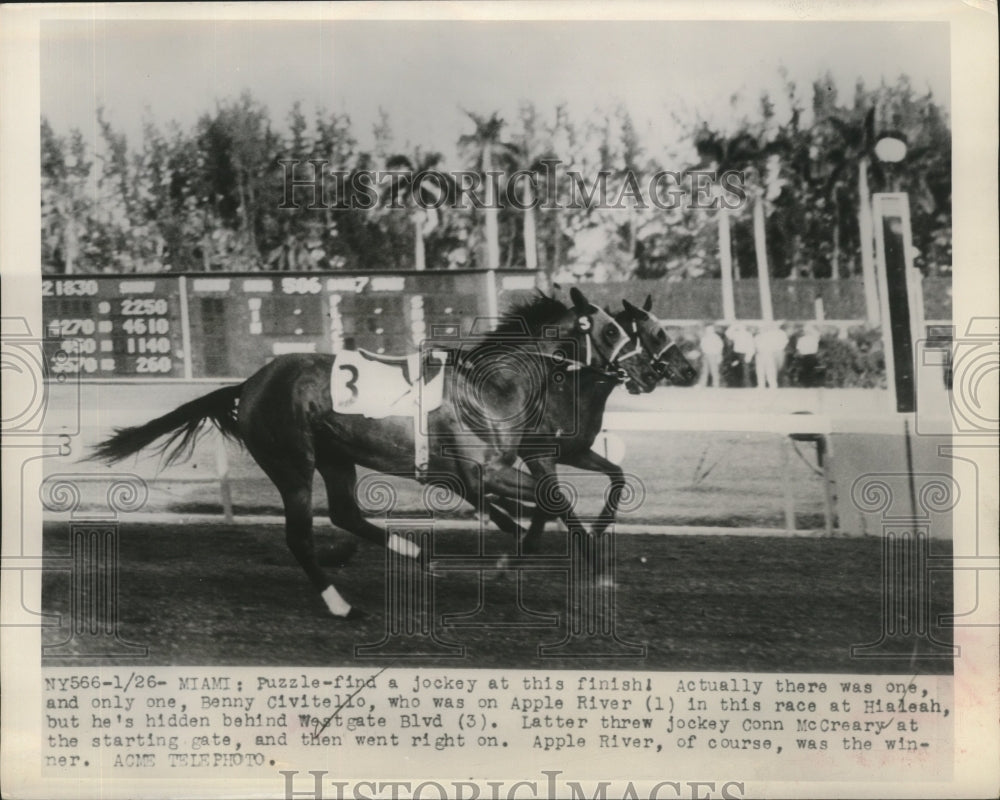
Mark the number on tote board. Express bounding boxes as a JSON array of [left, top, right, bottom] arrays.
[[122, 317, 171, 335], [47, 319, 96, 336], [120, 298, 169, 315], [41, 279, 99, 297], [281, 276, 322, 294], [135, 356, 172, 373]]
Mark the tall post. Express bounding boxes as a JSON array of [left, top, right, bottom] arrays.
[[413, 213, 426, 271], [215, 432, 233, 523], [523, 204, 538, 272], [858, 158, 880, 323], [873, 193, 920, 414], [753, 195, 774, 321], [483, 145, 501, 270], [718, 208, 736, 320], [178, 275, 193, 379], [485, 268, 499, 330]]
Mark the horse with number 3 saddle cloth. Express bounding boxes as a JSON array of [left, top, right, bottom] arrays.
[[330, 348, 449, 473], [87, 288, 666, 620]]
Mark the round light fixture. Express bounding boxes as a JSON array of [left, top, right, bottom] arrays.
[[875, 134, 908, 163]]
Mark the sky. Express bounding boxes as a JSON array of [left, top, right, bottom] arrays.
[[40, 19, 950, 165]]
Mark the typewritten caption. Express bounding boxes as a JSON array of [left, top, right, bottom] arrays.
[[42, 669, 952, 780]]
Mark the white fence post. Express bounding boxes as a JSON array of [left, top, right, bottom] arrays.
[[216, 431, 233, 523]]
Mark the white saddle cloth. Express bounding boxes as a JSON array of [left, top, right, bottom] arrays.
[[330, 350, 445, 420]]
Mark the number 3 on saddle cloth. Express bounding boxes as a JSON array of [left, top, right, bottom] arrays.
[[330, 348, 448, 477]]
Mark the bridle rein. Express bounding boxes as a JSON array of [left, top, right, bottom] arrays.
[[553, 308, 643, 383], [624, 312, 682, 378]]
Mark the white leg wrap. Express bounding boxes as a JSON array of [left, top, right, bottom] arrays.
[[388, 534, 421, 559], [321, 585, 352, 617]]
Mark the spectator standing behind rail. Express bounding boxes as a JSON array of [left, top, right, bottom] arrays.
[[795, 323, 822, 387], [725, 324, 755, 387], [754, 322, 789, 388], [698, 323, 724, 387]]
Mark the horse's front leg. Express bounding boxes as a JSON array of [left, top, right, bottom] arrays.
[[483, 466, 550, 560], [524, 456, 589, 540], [562, 448, 628, 537], [480, 458, 542, 540], [519, 507, 554, 555], [487, 492, 536, 522]]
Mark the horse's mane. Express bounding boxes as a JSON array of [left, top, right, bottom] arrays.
[[453, 292, 572, 386], [474, 293, 570, 346]]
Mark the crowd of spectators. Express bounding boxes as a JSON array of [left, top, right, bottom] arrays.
[[690, 322, 828, 389]]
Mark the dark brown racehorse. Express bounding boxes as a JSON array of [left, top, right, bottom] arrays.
[[514, 295, 699, 550], [622, 295, 699, 386], [90, 288, 660, 618]]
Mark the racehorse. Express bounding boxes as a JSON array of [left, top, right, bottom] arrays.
[[514, 294, 699, 552], [90, 288, 660, 618], [622, 295, 699, 386]]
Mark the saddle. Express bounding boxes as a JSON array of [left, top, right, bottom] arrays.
[[330, 348, 448, 420]]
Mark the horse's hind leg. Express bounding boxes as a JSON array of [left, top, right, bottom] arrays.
[[317, 461, 421, 560], [274, 480, 355, 618], [246, 438, 356, 618], [239, 362, 358, 618], [521, 509, 555, 555]]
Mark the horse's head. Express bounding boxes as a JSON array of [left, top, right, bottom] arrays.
[[567, 287, 660, 394], [621, 295, 698, 386]]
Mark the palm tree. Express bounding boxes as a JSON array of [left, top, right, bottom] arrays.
[[692, 125, 771, 319], [544, 104, 578, 280], [196, 93, 280, 269], [41, 123, 91, 274], [693, 114, 792, 321], [820, 107, 884, 322], [508, 139, 557, 275], [617, 108, 644, 263], [384, 149, 453, 271], [458, 111, 517, 269], [509, 146, 541, 271], [511, 104, 551, 275]]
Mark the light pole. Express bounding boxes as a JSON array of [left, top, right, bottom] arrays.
[[859, 125, 909, 323]]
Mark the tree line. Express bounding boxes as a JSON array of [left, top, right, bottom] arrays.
[[40, 71, 950, 283]]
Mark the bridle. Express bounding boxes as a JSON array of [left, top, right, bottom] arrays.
[[625, 313, 682, 378], [456, 304, 648, 386], [552, 308, 644, 382]]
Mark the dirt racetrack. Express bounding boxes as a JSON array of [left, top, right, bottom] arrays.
[[41, 522, 953, 674], [39, 382, 952, 673]]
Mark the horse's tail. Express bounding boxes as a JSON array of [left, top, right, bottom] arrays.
[[88, 383, 244, 466]]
